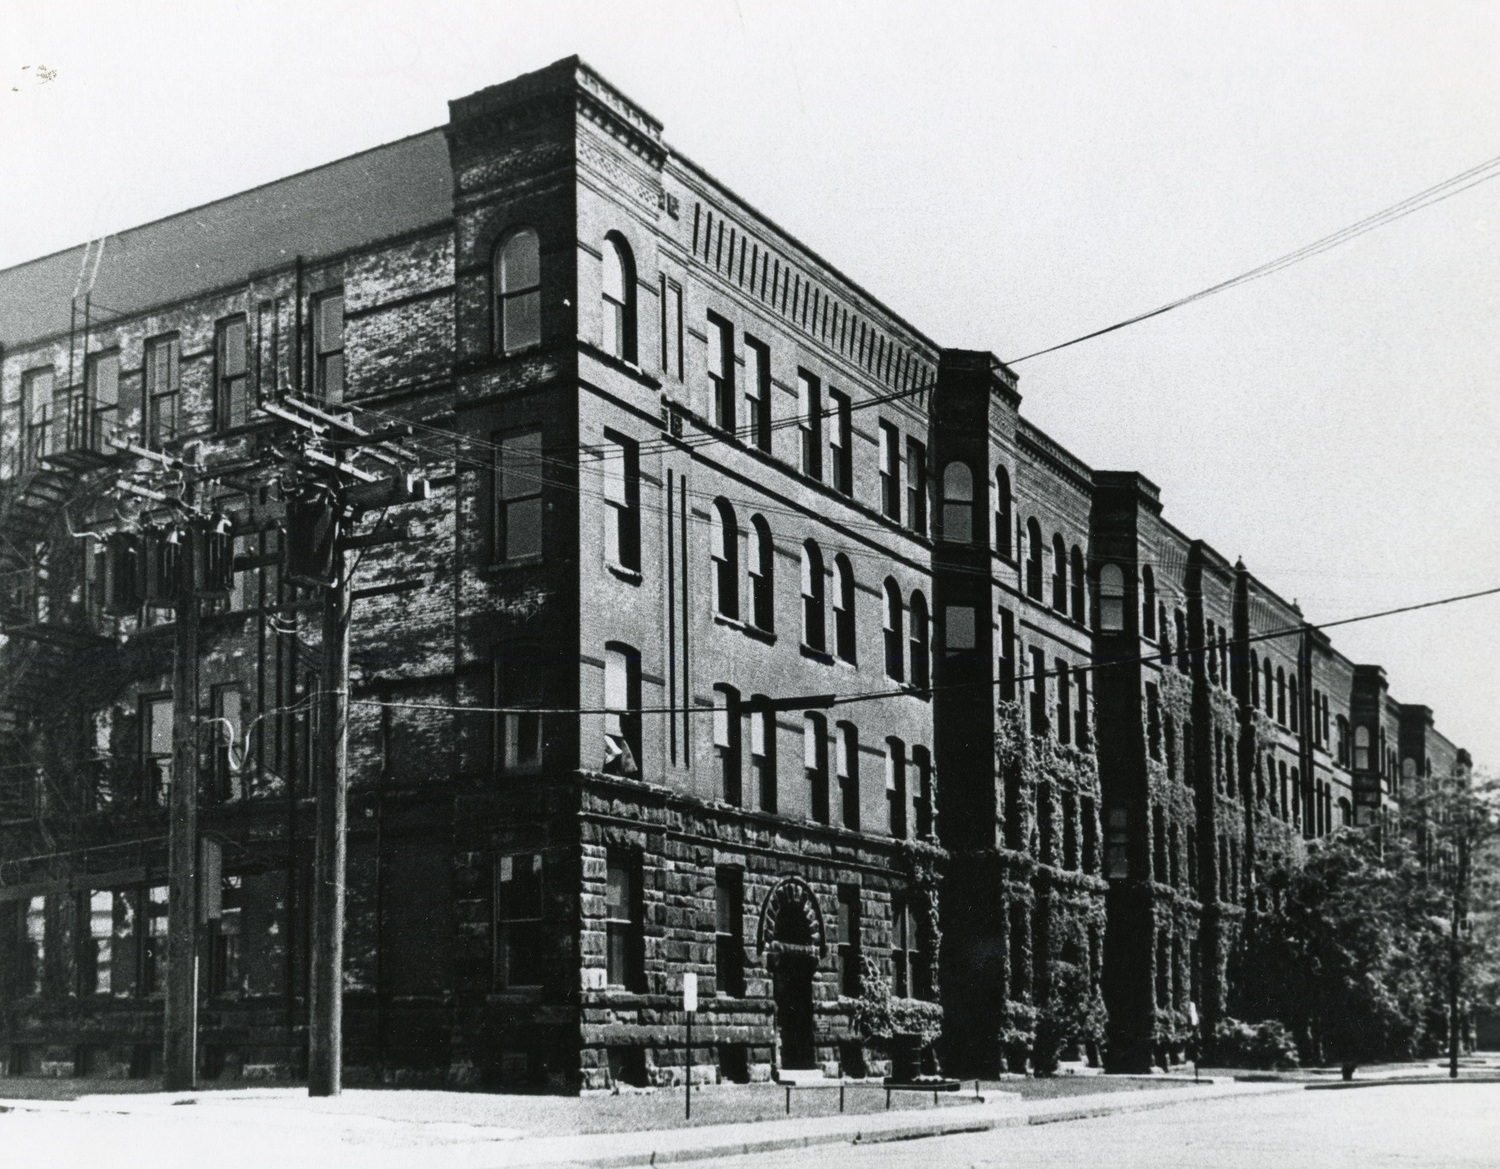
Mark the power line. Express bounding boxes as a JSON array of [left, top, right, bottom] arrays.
[[1005, 150, 1500, 365]]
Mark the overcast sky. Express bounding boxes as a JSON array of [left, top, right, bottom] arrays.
[[4, 1, 1498, 765]]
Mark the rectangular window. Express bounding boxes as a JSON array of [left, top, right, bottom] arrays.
[[496, 852, 545, 987], [1146, 683, 1162, 760], [751, 703, 777, 813], [713, 685, 742, 806], [216, 316, 250, 428], [605, 850, 644, 990], [142, 885, 168, 996], [707, 313, 735, 430], [660, 276, 683, 380], [1029, 648, 1048, 735], [142, 694, 173, 806], [886, 738, 907, 839], [312, 291, 345, 402], [19, 367, 56, 468], [603, 644, 641, 776], [495, 648, 543, 774], [998, 607, 1016, 701], [879, 421, 901, 521], [602, 431, 640, 573], [1056, 659, 1071, 745], [85, 351, 120, 452], [494, 428, 543, 563], [828, 389, 852, 496], [836, 721, 860, 831], [715, 868, 745, 997], [211, 684, 244, 801], [1105, 807, 1129, 879], [80, 890, 113, 996], [837, 886, 861, 996], [206, 871, 244, 999], [905, 437, 927, 534], [1082, 797, 1098, 873], [744, 335, 772, 452], [1062, 791, 1078, 871], [1075, 669, 1090, 750], [797, 370, 822, 480], [805, 713, 829, 824], [912, 747, 933, 839], [892, 899, 929, 999], [144, 335, 181, 446], [944, 605, 976, 653]]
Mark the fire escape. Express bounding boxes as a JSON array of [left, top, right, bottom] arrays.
[[0, 377, 119, 827]]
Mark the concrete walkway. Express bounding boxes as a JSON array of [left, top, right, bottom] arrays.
[[0, 1078, 1302, 1169]]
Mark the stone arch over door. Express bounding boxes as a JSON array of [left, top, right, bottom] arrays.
[[757, 876, 827, 1072]]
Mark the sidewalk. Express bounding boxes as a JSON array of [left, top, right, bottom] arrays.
[[0, 1077, 1301, 1169]]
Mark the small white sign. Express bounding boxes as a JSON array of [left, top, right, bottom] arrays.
[[683, 972, 698, 1013], [1188, 1001, 1199, 1027]]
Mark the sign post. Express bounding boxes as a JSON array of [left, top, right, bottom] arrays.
[[1187, 1001, 1200, 1081], [683, 973, 698, 1119]]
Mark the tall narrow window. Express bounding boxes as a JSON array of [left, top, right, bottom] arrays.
[[798, 370, 822, 480], [801, 541, 826, 652], [909, 591, 930, 691], [1105, 807, 1130, 879], [882, 579, 904, 681], [1353, 726, 1371, 771], [496, 853, 545, 987], [1276, 668, 1287, 726], [833, 555, 856, 663], [1142, 567, 1157, 638], [1051, 534, 1068, 611], [1147, 683, 1162, 761], [603, 644, 641, 777], [603, 432, 640, 573], [1250, 652, 1261, 707], [605, 851, 644, 990], [1056, 659, 1072, 745], [750, 698, 777, 813], [494, 428, 543, 562], [886, 737, 907, 838], [744, 335, 771, 451], [1029, 647, 1048, 734], [601, 235, 636, 362], [707, 313, 735, 429], [86, 350, 120, 451], [905, 438, 927, 534], [312, 291, 344, 402], [1070, 547, 1086, 621], [998, 606, 1016, 701], [715, 868, 745, 996], [836, 721, 860, 830], [496, 647, 544, 774], [659, 275, 683, 379], [1075, 667, 1090, 749], [1063, 791, 1079, 870], [20, 367, 56, 467], [879, 422, 901, 521], [748, 515, 775, 630], [805, 713, 829, 823], [144, 335, 181, 445], [1263, 659, 1274, 715], [142, 693, 173, 806], [211, 684, 244, 801], [713, 684, 742, 806], [828, 389, 853, 496], [1098, 564, 1125, 631], [994, 466, 1012, 558], [837, 886, 862, 996], [940, 462, 974, 544], [1025, 518, 1044, 599], [912, 746, 933, 838], [711, 499, 740, 620], [214, 318, 249, 429], [496, 228, 541, 354], [1289, 676, 1300, 732], [81, 890, 113, 996]]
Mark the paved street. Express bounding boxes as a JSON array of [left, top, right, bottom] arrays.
[[681, 1083, 1500, 1169]]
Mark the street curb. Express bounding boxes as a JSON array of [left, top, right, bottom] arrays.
[[1306, 1076, 1500, 1090]]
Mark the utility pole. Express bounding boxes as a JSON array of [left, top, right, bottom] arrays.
[[164, 500, 200, 1091], [308, 536, 349, 1096]]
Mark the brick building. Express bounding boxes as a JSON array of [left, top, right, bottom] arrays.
[[0, 58, 1473, 1086]]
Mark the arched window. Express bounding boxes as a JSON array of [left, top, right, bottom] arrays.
[[711, 499, 739, 620], [1142, 567, 1157, 638], [495, 228, 541, 354], [1025, 518, 1044, 599], [601, 233, 637, 362], [801, 541, 826, 653], [1276, 667, 1287, 726], [1288, 676, 1300, 732], [940, 462, 974, 544], [908, 591, 930, 690], [1098, 563, 1124, 631], [1337, 797, 1352, 827], [883, 579, 905, 682], [748, 515, 774, 631], [1051, 534, 1068, 611], [833, 554, 856, 664], [994, 466, 1012, 558], [1250, 653, 1260, 705], [1070, 546, 1086, 621], [1353, 725, 1371, 771]]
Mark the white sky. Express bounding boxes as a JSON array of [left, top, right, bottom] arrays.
[[3, 0, 1498, 765]]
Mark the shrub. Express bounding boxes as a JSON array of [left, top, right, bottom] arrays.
[[1213, 1017, 1300, 1070]]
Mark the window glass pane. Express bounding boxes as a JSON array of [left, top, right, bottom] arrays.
[[603, 240, 626, 302], [91, 353, 120, 407], [504, 291, 541, 351], [506, 499, 542, 559], [500, 431, 542, 500], [148, 698, 174, 755], [223, 320, 247, 376], [945, 605, 976, 650], [500, 229, 540, 291]]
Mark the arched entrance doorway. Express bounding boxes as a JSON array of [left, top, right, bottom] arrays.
[[757, 877, 827, 1072]]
